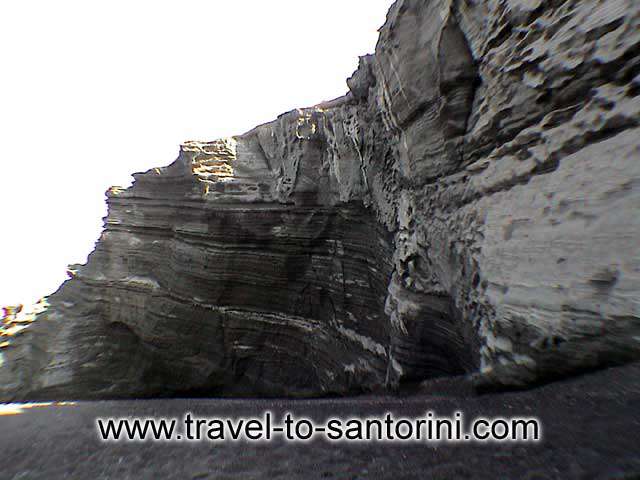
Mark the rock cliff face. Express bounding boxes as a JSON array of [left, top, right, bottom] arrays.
[[1, 0, 639, 400]]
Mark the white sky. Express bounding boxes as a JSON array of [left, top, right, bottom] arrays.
[[0, 0, 393, 307]]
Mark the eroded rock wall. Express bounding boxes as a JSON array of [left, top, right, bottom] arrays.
[[1, 0, 639, 400]]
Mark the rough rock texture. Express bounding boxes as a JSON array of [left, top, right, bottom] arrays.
[[1, 0, 639, 400]]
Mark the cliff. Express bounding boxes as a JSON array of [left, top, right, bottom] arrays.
[[2, 0, 639, 400]]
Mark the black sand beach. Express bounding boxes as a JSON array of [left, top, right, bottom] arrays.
[[2, 362, 639, 479]]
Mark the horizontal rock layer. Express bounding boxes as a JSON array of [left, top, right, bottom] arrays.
[[1, 0, 639, 399]]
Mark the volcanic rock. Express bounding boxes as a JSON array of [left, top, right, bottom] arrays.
[[1, 0, 639, 400]]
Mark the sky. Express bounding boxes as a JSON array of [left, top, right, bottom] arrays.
[[0, 0, 393, 307]]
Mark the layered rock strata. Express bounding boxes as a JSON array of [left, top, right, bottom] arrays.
[[1, 0, 639, 399]]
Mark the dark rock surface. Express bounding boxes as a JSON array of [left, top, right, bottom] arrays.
[[1, 0, 640, 399], [1, 362, 639, 479]]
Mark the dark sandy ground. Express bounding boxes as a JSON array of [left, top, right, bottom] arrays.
[[1, 363, 639, 480]]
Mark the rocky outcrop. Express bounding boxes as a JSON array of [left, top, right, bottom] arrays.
[[1, 0, 639, 400]]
